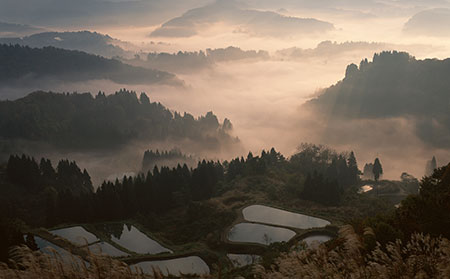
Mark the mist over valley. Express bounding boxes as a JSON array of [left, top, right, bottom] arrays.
[[0, 1, 449, 278]]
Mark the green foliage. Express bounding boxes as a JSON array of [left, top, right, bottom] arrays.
[[353, 163, 450, 247], [396, 164, 450, 239], [291, 144, 360, 205]]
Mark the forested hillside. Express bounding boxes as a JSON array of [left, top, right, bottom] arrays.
[[0, 44, 179, 85], [306, 51, 450, 148], [0, 89, 236, 150]]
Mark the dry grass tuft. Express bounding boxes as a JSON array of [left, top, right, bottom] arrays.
[[0, 245, 213, 279], [253, 226, 450, 278], [0, 245, 147, 279]]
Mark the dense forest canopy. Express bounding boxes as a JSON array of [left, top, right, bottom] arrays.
[[0, 44, 179, 85], [307, 51, 450, 148], [0, 145, 360, 228], [0, 89, 237, 150]]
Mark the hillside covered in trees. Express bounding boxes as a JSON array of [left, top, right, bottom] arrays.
[[306, 51, 450, 149], [0, 44, 180, 86], [0, 31, 128, 58], [0, 89, 237, 151]]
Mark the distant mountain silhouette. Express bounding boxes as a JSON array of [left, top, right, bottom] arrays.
[[150, 0, 334, 38], [0, 44, 181, 86], [0, 31, 128, 58]]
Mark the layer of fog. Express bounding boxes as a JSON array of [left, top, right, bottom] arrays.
[[2, 42, 449, 181], [3, 0, 450, 182], [10, 45, 446, 181], [149, 0, 333, 39], [2, 138, 239, 186]]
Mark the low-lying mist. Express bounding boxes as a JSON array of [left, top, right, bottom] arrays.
[[3, 46, 444, 181], [3, 2, 450, 182]]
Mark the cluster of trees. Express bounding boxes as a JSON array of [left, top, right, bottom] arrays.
[[362, 158, 383, 181], [396, 164, 450, 239], [1, 155, 94, 227], [6, 155, 93, 195], [353, 163, 450, 249], [291, 145, 359, 205], [307, 51, 450, 149], [0, 44, 176, 85], [126, 46, 269, 73], [225, 144, 361, 205], [1, 154, 225, 226], [225, 148, 286, 181], [0, 90, 236, 150], [205, 47, 269, 62], [95, 160, 223, 221], [0, 145, 362, 227], [142, 149, 196, 172], [0, 155, 95, 261]]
